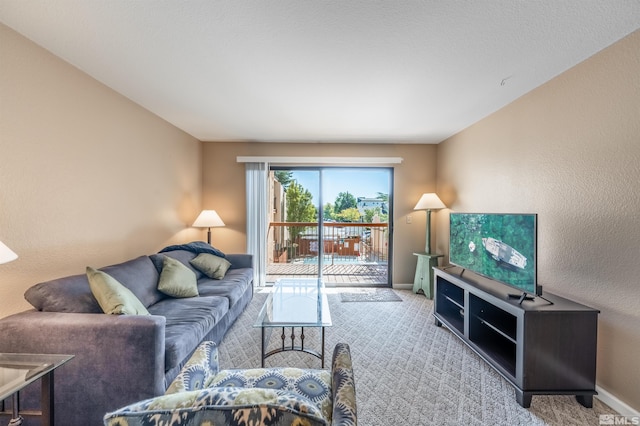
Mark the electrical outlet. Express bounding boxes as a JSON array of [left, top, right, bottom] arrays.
[[406, 215, 412, 224]]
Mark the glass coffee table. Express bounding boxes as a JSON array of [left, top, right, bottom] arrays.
[[0, 352, 74, 426], [254, 278, 332, 367]]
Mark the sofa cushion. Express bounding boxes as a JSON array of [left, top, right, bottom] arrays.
[[223, 253, 253, 270], [24, 255, 163, 313], [87, 267, 150, 315], [197, 269, 252, 308], [103, 387, 327, 426], [150, 251, 204, 279], [190, 253, 232, 279], [157, 256, 198, 298], [101, 256, 165, 308], [148, 296, 229, 372], [24, 273, 102, 313], [209, 368, 333, 422]]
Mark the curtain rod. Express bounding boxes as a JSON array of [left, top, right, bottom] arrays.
[[236, 156, 403, 164]]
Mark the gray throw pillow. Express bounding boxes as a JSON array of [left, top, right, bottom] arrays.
[[158, 256, 199, 298], [190, 253, 232, 280], [86, 267, 150, 315]]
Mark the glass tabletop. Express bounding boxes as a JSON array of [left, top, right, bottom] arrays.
[[0, 353, 74, 401], [254, 278, 332, 328]]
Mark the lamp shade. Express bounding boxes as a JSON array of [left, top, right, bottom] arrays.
[[414, 193, 446, 211], [0, 240, 18, 264], [192, 210, 225, 228]]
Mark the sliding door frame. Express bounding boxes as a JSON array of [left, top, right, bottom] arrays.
[[270, 165, 393, 287]]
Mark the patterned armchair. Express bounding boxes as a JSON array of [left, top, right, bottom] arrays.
[[104, 341, 357, 426]]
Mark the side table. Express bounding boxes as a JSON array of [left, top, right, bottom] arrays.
[[0, 353, 73, 426], [412, 252, 443, 299]]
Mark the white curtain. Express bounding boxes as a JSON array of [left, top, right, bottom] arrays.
[[245, 162, 269, 287]]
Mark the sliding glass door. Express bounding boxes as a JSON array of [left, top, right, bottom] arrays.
[[266, 167, 392, 287], [268, 169, 322, 279]]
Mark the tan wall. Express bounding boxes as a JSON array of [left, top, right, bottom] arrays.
[[436, 31, 640, 410], [0, 23, 202, 318], [202, 142, 438, 284]]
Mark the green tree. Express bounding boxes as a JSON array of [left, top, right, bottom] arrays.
[[323, 202, 335, 221], [364, 207, 381, 223], [336, 207, 361, 223], [285, 182, 317, 241], [334, 191, 356, 213], [364, 207, 389, 223], [274, 171, 294, 188], [375, 192, 389, 216]]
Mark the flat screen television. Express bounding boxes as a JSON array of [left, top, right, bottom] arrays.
[[449, 213, 539, 297]]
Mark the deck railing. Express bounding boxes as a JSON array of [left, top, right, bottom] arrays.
[[267, 222, 389, 283]]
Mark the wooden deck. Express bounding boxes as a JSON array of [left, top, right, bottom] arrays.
[[266, 262, 389, 286]]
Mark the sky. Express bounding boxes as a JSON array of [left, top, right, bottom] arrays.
[[289, 168, 391, 207]]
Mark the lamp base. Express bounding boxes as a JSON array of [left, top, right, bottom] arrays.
[[425, 209, 432, 254]]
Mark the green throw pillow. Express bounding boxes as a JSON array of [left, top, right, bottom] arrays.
[[158, 256, 199, 298], [190, 253, 232, 280], [86, 267, 150, 315]]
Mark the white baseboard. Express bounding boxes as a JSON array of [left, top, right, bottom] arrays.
[[596, 385, 639, 417]]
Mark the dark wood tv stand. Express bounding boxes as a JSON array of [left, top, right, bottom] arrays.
[[433, 267, 599, 408]]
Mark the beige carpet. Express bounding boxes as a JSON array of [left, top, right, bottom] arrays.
[[340, 287, 403, 302], [217, 289, 616, 425]]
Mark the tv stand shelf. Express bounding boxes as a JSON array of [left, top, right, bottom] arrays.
[[433, 267, 599, 408]]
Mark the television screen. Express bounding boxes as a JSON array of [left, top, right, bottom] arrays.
[[449, 213, 538, 295]]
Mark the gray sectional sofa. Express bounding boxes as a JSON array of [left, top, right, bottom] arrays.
[[0, 243, 253, 426]]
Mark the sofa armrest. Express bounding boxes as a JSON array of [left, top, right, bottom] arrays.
[[0, 310, 166, 426], [225, 253, 253, 269], [166, 341, 220, 394], [331, 343, 357, 426]]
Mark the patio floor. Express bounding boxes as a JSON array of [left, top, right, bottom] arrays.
[[266, 262, 389, 286]]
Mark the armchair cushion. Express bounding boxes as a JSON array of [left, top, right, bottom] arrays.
[[104, 341, 356, 426], [166, 340, 219, 394], [104, 387, 328, 426], [210, 368, 332, 422]]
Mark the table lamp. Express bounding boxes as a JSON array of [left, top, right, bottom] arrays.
[[192, 210, 225, 244], [413, 193, 446, 254]]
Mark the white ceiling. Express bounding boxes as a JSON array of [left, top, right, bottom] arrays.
[[1, 1, 639, 144]]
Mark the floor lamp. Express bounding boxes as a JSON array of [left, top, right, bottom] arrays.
[[413, 193, 446, 254], [0, 239, 22, 425], [192, 210, 225, 244]]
